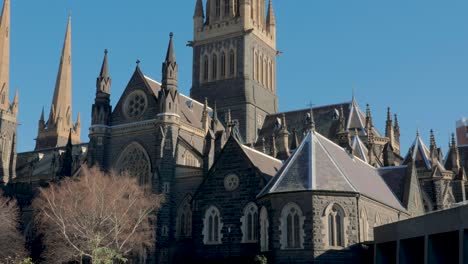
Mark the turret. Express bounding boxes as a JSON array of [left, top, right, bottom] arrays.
[[266, 0, 276, 36]]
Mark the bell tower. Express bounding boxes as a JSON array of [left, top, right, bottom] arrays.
[[190, 0, 278, 144]]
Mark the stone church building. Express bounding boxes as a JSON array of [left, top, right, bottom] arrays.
[[0, 0, 467, 263]]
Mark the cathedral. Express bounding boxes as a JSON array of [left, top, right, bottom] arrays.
[[1, 0, 467, 263]]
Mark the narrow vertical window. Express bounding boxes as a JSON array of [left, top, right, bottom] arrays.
[[234, 0, 240, 17], [326, 204, 345, 248], [221, 52, 226, 78], [260, 207, 269, 252], [224, 0, 230, 17], [216, 0, 221, 18], [241, 203, 259, 243], [203, 206, 223, 244], [203, 55, 209, 81], [212, 54, 218, 80], [280, 203, 304, 249], [253, 51, 257, 81], [251, 0, 255, 20], [229, 50, 235, 76]]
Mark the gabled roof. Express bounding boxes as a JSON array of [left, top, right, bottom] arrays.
[[351, 134, 368, 163], [403, 133, 445, 171], [258, 130, 405, 211]]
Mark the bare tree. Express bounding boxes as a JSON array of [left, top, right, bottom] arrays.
[[33, 166, 163, 263], [0, 190, 28, 263]]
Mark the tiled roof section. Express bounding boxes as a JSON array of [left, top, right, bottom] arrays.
[[144, 76, 214, 130], [15, 144, 88, 181], [240, 145, 283, 177], [259, 131, 405, 211], [378, 166, 408, 202]]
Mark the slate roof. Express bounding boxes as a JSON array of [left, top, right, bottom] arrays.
[[378, 166, 408, 202], [15, 143, 88, 182], [255, 97, 380, 153], [144, 76, 216, 131], [240, 145, 283, 177], [258, 130, 405, 211]]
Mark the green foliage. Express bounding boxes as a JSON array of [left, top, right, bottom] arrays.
[[254, 255, 268, 264], [0, 257, 34, 264], [92, 247, 127, 264]]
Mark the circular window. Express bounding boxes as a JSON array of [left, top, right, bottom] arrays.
[[124, 91, 148, 119], [224, 173, 240, 191]]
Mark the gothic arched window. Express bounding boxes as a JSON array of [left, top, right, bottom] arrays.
[[280, 203, 305, 249], [241, 203, 258, 243], [324, 203, 346, 248], [203, 206, 223, 244], [215, 0, 221, 18], [116, 142, 151, 186], [203, 55, 209, 81], [229, 50, 236, 76], [177, 196, 192, 238], [212, 54, 218, 80], [260, 207, 269, 252], [221, 51, 226, 78]]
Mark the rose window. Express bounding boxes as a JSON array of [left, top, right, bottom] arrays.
[[124, 91, 147, 119]]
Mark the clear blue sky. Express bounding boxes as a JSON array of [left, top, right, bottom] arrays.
[[8, 0, 468, 153]]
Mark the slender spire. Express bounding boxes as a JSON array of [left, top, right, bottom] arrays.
[[339, 105, 346, 132], [11, 87, 17, 114], [266, 0, 276, 27], [50, 16, 73, 125], [308, 107, 315, 131], [0, 0, 10, 111], [194, 0, 204, 18], [213, 101, 218, 122], [365, 104, 373, 130], [430, 129, 437, 153], [162, 32, 178, 97], [96, 49, 111, 95], [165, 32, 176, 64], [40, 107, 45, 122], [385, 107, 394, 144]]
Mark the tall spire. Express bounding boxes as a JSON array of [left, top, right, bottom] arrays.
[[430, 129, 437, 154], [50, 15, 73, 125], [0, 0, 10, 111], [36, 16, 80, 150]]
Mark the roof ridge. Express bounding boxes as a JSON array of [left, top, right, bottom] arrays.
[[241, 144, 282, 164]]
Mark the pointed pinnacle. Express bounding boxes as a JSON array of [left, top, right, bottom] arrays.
[[99, 49, 110, 78], [76, 112, 81, 125], [452, 133, 457, 148], [12, 88, 18, 103], [194, 0, 205, 18], [165, 32, 176, 63], [40, 107, 45, 121], [266, 0, 276, 26], [387, 107, 392, 121], [213, 101, 218, 121]]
